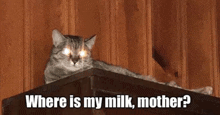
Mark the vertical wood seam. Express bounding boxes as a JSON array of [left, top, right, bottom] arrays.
[[23, 0, 31, 91], [142, 0, 147, 75], [177, 0, 188, 88], [210, 0, 219, 97], [63, 0, 69, 34], [110, 0, 117, 65], [68, 0, 76, 34], [146, 0, 153, 75]]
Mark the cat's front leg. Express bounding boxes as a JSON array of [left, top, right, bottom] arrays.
[[166, 80, 213, 95], [190, 86, 213, 95], [165, 81, 181, 88]]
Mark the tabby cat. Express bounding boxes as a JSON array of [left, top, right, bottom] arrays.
[[44, 29, 212, 95]]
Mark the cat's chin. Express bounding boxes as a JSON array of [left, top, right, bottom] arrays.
[[60, 62, 80, 71]]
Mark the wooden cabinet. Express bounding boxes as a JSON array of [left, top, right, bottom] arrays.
[[2, 69, 220, 115]]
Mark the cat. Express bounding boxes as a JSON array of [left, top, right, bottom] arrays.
[[44, 29, 213, 95]]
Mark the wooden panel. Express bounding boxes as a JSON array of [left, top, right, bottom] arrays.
[[113, 0, 128, 67], [124, 0, 149, 75], [114, 0, 152, 75], [217, 0, 220, 97], [187, 0, 218, 96], [146, 0, 153, 75], [69, 0, 152, 76], [25, 0, 69, 88], [0, 0, 24, 115], [210, 0, 219, 97], [69, 0, 106, 63], [0, 0, 69, 114], [1, 1, 220, 115], [152, 0, 185, 85], [152, 0, 218, 95], [68, 0, 128, 67], [177, 0, 188, 88]]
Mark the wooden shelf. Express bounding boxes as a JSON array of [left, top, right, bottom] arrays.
[[2, 68, 220, 115]]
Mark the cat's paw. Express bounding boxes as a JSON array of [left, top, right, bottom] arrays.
[[142, 75, 157, 82], [190, 86, 213, 95], [166, 81, 181, 88]]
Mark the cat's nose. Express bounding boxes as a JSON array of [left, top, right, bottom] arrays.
[[71, 56, 80, 65]]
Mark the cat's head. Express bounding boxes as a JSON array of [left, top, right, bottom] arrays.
[[51, 29, 96, 69]]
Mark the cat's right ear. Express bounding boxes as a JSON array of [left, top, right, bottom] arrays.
[[85, 35, 96, 50], [52, 29, 65, 47]]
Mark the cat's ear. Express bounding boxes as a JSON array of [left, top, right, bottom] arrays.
[[85, 35, 96, 50], [52, 29, 65, 47]]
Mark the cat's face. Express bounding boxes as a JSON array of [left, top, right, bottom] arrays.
[[51, 29, 96, 69]]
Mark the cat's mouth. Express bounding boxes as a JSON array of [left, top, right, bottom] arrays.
[[70, 60, 81, 67], [70, 60, 77, 66]]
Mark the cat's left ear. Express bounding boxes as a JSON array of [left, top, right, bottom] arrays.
[[85, 35, 96, 50], [52, 29, 65, 47]]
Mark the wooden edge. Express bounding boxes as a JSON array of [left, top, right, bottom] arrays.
[[2, 68, 220, 109]]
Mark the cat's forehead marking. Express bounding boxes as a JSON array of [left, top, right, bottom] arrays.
[[65, 35, 83, 49]]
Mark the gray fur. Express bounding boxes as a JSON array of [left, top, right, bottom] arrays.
[[44, 29, 212, 95], [45, 29, 145, 84]]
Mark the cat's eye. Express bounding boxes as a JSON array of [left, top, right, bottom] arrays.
[[62, 48, 71, 55], [79, 50, 87, 58]]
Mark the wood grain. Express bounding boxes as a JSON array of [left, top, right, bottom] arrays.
[[0, 1, 24, 115], [177, 0, 188, 89], [152, 0, 182, 84], [217, 0, 220, 98], [124, 0, 148, 75], [146, 0, 153, 75], [187, 0, 218, 94], [24, 0, 69, 88], [210, 0, 219, 97], [0, 0, 220, 114]]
